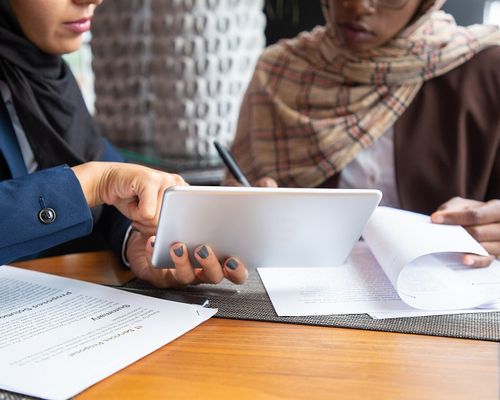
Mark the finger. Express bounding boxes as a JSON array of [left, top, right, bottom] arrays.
[[480, 242, 500, 258], [169, 243, 197, 285], [224, 177, 243, 187], [153, 184, 165, 225], [436, 197, 482, 212], [255, 177, 278, 188], [222, 257, 248, 284], [462, 254, 495, 268], [432, 201, 500, 226], [131, 186, 158, 221], [132, 172, 185, 222], [193, 245, 224, 284], [130, 179, 179, 229], [133, 237, 180, 288], [172, 174, 188, 186], [464, 223, 500, 243], [130, 175, 187, 235], [131, 222, 157, 239], [144, 173, 187, 222], [145, 235, 156, 258]]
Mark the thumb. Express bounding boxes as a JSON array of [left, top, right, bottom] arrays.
[[146, 236, 156, 259], [255, 177, 278, 188], [129, 185, 159, 221]]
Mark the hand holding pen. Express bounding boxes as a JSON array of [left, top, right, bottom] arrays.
[[213, 140, 278, 188]]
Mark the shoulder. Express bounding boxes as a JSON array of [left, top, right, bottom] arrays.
[[468, 45, 500, 64], [440, 46, 500, 85], [257, 42, 289, 67], [461, 46, 500, 76], [423, 46, 500, 106]]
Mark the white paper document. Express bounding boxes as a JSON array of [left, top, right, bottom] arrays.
[[368, 305, 500, 319], [0, 266, 216, 400], [258, 243, 404, 316], [258, 207, 500, 317]]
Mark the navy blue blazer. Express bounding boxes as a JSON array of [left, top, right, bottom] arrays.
[[0, 101, 130, 265]]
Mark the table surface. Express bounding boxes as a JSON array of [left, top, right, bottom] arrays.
[[12, 252, 500, 400]]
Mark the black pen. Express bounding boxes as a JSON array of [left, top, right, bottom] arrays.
[[213, 140, 251, 187]]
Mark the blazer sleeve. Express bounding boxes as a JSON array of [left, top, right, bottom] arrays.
[[0, 165, 93, 264]]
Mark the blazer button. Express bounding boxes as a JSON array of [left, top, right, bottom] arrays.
[[38, 207, 56, 224]]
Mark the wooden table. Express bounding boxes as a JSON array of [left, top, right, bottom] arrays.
[[12, 252, 500, 400]]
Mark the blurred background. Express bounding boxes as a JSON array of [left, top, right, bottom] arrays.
[[64, 0, 500, 183], [264, 0, 500, 44]]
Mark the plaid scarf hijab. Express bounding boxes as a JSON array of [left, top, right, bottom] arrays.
[[231, 0, 500, 187]]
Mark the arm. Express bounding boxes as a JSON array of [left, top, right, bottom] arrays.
[[431, 198, 500, 267], [430, 121, 500, 266], [80, 139, 249, 288], [0, 146, 184, 265], [88, 138, 132, 257], [417, 49, 500, 267], [0, 166, 92, 264]]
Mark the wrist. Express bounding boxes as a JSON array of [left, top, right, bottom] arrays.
[[123, 227, 142, 266], [122, 225, 140, 267], [71, 162, 107, 208]]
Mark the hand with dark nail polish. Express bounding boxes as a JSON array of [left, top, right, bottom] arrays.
[[197, 245, 209, 259], [226, 258, 239, 270], [173, 245, 184, 257]]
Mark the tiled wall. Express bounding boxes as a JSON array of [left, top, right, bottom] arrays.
[[66, 1, 499, 152], [90, 0, 265, 160]]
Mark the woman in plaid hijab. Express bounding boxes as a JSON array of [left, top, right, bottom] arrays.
[[230, 0, 500, 266]]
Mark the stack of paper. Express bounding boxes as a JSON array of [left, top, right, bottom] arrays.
[[258, 207, 500, 319], [0, 266, 216, 400]]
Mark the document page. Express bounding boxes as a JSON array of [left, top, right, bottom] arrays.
[[362, 207, 489, 286], [258, 242, 500, 318], [363, 207, 500, 309], [0, 266, 216, 400], [258, 242, 405, 316], [369, 303, 500, 319]]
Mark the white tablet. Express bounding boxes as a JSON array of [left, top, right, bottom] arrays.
[[151, 186, 381, 268]]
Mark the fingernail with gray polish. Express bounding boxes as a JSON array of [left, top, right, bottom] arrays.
[[173, 246, 184, 257], [197, 245, 209, 259], [226, 258, 239, 270]]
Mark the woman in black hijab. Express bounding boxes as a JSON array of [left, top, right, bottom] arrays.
[[0, 0, 248, 287]]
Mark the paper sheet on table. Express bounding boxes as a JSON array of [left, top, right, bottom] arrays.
[[368, 308, 500, 319], [258, 242, 500, 317], [369, 298, 500, 319], [363, 207, 500, 310], [258, 242, 407, 316], [0, 266, 216, 400], [368, 302, 500, 319]]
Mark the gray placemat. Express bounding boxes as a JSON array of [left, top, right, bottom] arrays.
[[124, 268, 500, 342], [0, 390, 42, 400]]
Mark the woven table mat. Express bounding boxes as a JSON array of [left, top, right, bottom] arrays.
[[124, 267, 500, 342]]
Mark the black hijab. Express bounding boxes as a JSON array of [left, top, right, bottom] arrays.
[[0, 1, 102, 169]]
